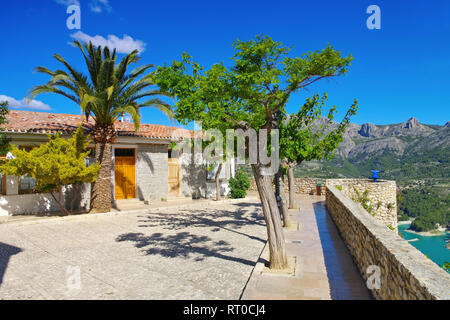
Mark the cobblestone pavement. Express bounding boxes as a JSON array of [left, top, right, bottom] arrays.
[[0, 199, 267, 300]]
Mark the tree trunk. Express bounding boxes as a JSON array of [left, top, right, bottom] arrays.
[[215, 163, 223, 201], [90, 141, 112, 213], [279, 176, 293, 228], [70, 184, 80, 212], [50, 188, 70, 216], [252, 164, 288, 270], [288, 166, 297, 209]]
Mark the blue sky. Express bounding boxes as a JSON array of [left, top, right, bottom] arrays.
[[1, 0, 449, 128]]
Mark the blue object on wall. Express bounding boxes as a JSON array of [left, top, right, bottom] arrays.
[[371, 170, 380, 182]]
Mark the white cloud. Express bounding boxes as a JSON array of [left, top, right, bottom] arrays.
[[54, 0, 80, 6], [0, 95, 51, 111], [70, 31, 146, 54], [89, 0, 112, 13], [54, 0, 111, 13]]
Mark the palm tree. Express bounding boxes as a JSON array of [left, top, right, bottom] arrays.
[[30, 41, 173, 213]]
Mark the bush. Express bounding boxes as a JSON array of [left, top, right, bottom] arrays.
[[229, 169, 250, 199]]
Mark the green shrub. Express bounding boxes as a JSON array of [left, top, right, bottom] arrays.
[[229, 169, 250, 199]]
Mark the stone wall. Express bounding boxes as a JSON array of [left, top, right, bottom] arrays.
[[326, 186, 450, 300], [179, 152, 206, 198], [136, 144, 169, 202], [249, 177, 397, 229], [327, 179, 398, 230], [249, 177, 326, 195]]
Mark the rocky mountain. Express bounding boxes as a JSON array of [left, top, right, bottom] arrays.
[[333, 117, 445, 159], [297, 117, 450, 182]]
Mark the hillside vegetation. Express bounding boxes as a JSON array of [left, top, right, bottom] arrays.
[[295, 117, 450, 232]]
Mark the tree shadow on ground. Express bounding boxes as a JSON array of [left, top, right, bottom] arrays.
[[116, 231, 257, 266], [312, 201, 372, 300], [0, 242, 22, 286], [135, 204, 266, 243], [115, 202, 266, 266]]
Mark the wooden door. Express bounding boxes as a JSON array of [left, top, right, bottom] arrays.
[[168, 158, 180, 194], [114, 156, 136, 200]]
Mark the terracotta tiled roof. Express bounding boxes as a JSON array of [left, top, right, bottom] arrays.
[[3, 110, 193, 140]]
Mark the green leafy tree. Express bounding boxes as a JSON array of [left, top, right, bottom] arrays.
[[30, 41, 173, 213], [0, 101, 11, 155], [152, 35, 355, 269], [279, 93, 357, 209], [0, 127, 100, 215]]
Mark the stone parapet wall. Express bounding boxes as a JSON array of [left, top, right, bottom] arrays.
[[249, 177, 397, 229], [326, 186, 450, 300], [327, 179, 398, 230], [249, 177, 326, 195]]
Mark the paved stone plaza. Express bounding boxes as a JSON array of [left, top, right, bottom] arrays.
[[0, 199, 267, 299]]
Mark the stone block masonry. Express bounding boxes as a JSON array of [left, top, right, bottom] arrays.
[[326, 186, 450, 300], [326, 179, 398, 230], [136, 144, 169, 202], [249, 177, 326, 195]]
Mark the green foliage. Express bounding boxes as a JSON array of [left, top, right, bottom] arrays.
[[336, 185, 342, 191], [279, 93, 357, 170], [0, 126, 100, 193], [353, 188, 373, 214], [398, 213, 410, 222], [153, 35, 355, 144], [397, 187, 449, 232], [0, 101, 11, 155], [443, 262, 450, 273], [30, 41, 172, 133], [229, 169, 251, 199], [387, 224, 395, 231]]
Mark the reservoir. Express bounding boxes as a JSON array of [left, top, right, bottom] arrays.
[[398, 223, 450, 270]]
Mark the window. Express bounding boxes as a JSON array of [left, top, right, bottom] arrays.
[[85, 148, 95, 167], [18, 146, 37, 194], [115, 148, 135, 157], [19, 175, 37, 194]]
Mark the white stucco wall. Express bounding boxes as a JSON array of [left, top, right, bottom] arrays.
[[0, 193, 63, 216]]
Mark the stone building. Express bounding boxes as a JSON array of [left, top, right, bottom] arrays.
[[0, 110, 234, 216]]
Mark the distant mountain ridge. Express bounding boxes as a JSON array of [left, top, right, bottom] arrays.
[[297, 117, 450, 182], [329, 117, 448, 160]]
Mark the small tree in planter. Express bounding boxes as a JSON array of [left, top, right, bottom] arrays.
[[229, 169, 251, 199], [279, 93, 357, 209], [0, 127, 100, 215]]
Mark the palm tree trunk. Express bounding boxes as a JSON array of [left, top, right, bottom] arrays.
[[91, 141, 112, 213], [252, 163, 288, 270]]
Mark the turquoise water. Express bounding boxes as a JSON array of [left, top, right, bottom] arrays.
[[398, 223, 450, 270]]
